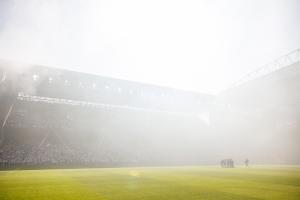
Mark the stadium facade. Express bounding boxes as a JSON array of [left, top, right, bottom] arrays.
[[0, 60, 214, 168], [0, 49, 300, 168], [214, 49, 300, 164]]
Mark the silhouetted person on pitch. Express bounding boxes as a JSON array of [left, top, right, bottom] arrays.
[[245, 158, 249, 167]]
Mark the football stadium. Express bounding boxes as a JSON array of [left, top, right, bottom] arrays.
[[1, 49, 300, 199], [1, 0, 300, 199]]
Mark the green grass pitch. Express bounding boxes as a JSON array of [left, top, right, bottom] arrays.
[[0, 166, 300, 200]]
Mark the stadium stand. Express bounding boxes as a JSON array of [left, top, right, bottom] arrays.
[[214, 49, 300, 164], [0, 60, 213, 168], [0, 49, 300, 168]]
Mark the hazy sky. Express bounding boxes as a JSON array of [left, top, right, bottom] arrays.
[[0, 0, 299, 94]]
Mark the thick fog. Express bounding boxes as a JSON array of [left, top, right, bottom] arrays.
[[1, 60, 300, 166], [0, 0, 300, 94], [0, 1, 300, 167]]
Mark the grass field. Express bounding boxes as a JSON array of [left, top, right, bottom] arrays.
[[0, 166, 300, 200]]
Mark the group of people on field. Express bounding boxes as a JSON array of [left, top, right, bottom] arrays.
[[220, 158, 249, 168]]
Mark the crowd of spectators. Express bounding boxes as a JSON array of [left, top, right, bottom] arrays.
[[0, 142, 135, 168]]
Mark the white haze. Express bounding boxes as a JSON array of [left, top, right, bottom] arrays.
[[0, 0, 300, 94]]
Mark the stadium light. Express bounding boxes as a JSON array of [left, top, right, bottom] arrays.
[[64, 80, 70, 86], [32, 74, 39, 81], [48, 77, 53, 83]]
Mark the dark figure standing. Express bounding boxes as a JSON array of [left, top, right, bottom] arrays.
[[245, 158, 249, 167]]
